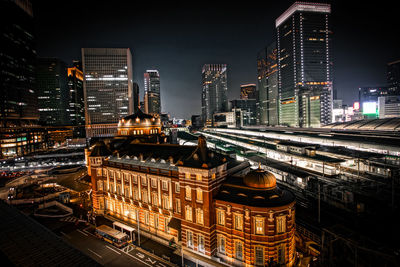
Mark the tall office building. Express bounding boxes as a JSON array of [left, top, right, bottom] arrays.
[[82, 48, 134, 138], [276, 2, 332, 127], [387, 59, 400, 93], [144, 70, 161, 114], [201, 64, 228, 123], [67, 62, 85, 126], [36, 58, 69, 126], [0, 0, 38, 127], [257, 42, 279, 126], [231, 99, 257, 126], [132, 82, 140, 113], [0, 0, 48, 159], [240, 84, 257, 100]]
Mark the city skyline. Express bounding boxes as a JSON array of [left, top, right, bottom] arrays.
[[33, 1, 400, 118], [2, 1, 400, 266]]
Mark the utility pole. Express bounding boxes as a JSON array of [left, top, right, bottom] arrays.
[[136, 209, 141, 247], [318, 180, 321, 224]]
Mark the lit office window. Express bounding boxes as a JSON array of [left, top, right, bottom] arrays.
[[217, 210, 225, 226], [234, 214, 243, 231], [255, 217, 264, 235], [185, 186, 191, 200], [196, 188, 203, 203], [276, 215, 286, 234], [196, 208, 204, 225], [185, 206, 192, 221]]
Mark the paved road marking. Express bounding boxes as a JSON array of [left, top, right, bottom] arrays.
[[123, 252, 152, 267], [87, 248, 103, 258], [77, 229, 88, 236], [106, 245, 121, 255], [60, 231, 71, 239]]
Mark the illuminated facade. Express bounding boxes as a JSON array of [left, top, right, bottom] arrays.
[[201, 64, 228, 122], [358, 86, 400, 118], [276, 2, 332, 127], [0, 0, 38, 125], [67, 64, 85, 127], [214, 168, 296, 266], [82, 48, 134, 138], [116, 109, 164, 143], [144, 70, 161, 115], [36, 58, 69, 126], [387, 59, 400, 93], [88, 133, 296, 266], [257, 42, 279, 126], [0, 126, 48, 159]]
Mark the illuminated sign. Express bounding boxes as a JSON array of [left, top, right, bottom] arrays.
[[362, 102, 377, 114], [353, 102, 360, 110]]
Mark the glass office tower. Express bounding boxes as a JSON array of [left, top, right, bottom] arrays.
[[0, 0, 38, 126], [257, 42, 279, 126], [201, 64, 228, 123], [82, 48, 133, 137], [387, 60, 400, 93], [276, 2, 332, 127], [144, 70, 161, 115], [67, 63, 85, 126], [36, 58, 69, 126]]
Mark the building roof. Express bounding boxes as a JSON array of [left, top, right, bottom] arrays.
[[243, 166, 277, 189], [322, 118, 400, 131], [275, 2, 331, 27], [216, 173, 295, 208], [108, 136, 227, 170], [122, 109, 155, 121]]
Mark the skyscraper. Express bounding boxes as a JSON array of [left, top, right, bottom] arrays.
[[82, 48, 133, 138], [36, 58, 69, 126], [201, 64, 228, 123], [144, 70, 161, 115], [276, 2, 332, 127], [257, 42, 279, 126], [0, 0, 48, 159], [132, 82, 140, 113], [387, 59, 400, 93], [0, 0, 38, 127], [67, 62, 85, 127]]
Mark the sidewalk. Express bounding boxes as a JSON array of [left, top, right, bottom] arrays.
[[94, 215, 182, 266]]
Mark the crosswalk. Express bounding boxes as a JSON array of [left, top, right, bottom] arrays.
[[60, 216, 85, 224]]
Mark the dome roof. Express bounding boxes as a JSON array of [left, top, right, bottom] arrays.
[[243, 167, 277, 189], [122, 109, 154, 121]]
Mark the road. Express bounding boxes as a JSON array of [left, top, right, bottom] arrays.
[[34, 215, 175, 267], [55, 168, 90, 192], [59, 222, 172, 267]]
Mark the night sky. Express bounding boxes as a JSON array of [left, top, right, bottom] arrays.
[[33, 0, 400, 119]]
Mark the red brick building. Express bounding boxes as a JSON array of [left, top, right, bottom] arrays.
[[87, 111, 296, 266]]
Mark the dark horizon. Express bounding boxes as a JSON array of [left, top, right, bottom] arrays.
[[33, 0, 400, 118]]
